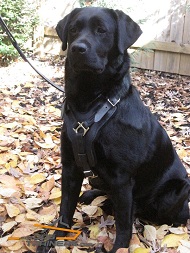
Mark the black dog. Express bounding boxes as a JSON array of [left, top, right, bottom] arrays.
[[40, 7, 190, 253]]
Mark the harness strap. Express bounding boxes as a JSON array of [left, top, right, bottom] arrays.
[[62, 96, 120, 177]]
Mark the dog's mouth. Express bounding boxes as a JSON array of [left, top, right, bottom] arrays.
[[73, 63, 104, 74]]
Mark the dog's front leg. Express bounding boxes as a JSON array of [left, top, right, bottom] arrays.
[[109, 177, 134, 253], [36, 165, 83, 253], [56, 165, 84, 236]]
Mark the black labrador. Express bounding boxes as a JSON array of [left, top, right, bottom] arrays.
[[39, 7, 190, 253]]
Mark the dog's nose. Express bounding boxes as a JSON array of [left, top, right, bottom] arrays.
[[71, 43, 87, 54]]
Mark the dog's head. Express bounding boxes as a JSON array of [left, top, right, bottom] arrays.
[[56, 7, 142, 74]]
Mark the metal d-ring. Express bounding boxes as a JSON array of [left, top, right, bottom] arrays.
[[107, 98, 120, 107], [73, 122, 89, 136]]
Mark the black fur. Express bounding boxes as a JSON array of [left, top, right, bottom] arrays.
[[38, 7, 190, 253]]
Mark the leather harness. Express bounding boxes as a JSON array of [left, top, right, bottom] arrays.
[[61, 95, 121, 177]]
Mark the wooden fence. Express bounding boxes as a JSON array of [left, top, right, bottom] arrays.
[[39, 0, 190, 76], [130, 0, 190, 76]]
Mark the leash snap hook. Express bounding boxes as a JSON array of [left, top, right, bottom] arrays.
[[73, 122, 89, 136]]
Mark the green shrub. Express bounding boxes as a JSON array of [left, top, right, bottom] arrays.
[[0, 0, 39, 66]]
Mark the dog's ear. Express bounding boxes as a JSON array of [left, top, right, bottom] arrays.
[[56, 8, 80, 51], [114, 10, 142, 53]]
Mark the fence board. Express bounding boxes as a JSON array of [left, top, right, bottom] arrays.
[[179, 54, 190, 75], [41, 0, 190, 76]]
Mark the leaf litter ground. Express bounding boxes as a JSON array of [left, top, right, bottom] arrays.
[[0, 56, 189, 253]]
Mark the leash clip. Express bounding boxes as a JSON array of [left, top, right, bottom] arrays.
[[73, 122, 89, 136]]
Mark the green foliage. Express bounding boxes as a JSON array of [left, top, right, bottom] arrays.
[[0, 0, 39, 65], [79, 0, 117, 8]]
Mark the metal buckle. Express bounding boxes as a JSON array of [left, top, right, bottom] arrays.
[[107, 98, 120, 107], [73, 122, 89, 136]]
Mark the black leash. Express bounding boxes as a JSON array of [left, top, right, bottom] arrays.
[[0, 16, 65, 93]]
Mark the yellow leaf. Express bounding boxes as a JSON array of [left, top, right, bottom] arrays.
[[12, 100, 20, 108], [9, 159, 18, 168], [5, 204, 20, 218], [39, 130, 46, 139], [161, 233, 189, 247], [29, 173, 46, 184], [49, 188, 62, 199], [24, 82, 34, 88], [89, 224, 100, 239], [52, 197, 61, 205], [134, 248, 151, 253]]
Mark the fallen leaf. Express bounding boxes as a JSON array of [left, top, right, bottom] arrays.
[[161, 233, 189, 247], [169, 226, 187, 234], [177, 245, 190, 253], [82, 206, 98, 216], [49, 187, 62, 199], [11, 222, 42, 238], [15, 213, 26, 223], [55, 246, 71, 253], [5, 204, 20, 217], [116, 248, 129, 253], [91, 196, 107, 206], [143, 225, 156, 242], [97, 228, 108, 243], [23, 197, 43, 209], [7, 240, 24, 251], [72, 246, 88, 253], [2, 221, 17, 234], [89, 224, 100, 239], [0, 187, 17, 197], [179, 239, 190, 249], [29, 173, 46, 184], [134, 248, 151, 253], [40, 176, 55, 191], [156, 224, 169, 240]]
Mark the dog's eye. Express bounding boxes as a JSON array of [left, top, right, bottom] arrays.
[[70, 27, 77, 33], [96, 27, 106, 34]]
